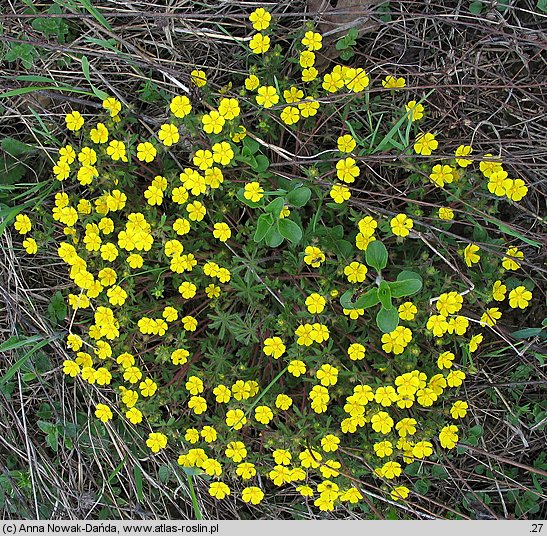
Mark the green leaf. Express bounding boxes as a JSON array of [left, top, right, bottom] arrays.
[[47, 291, 67, 324], [397, 270, 423, 284], [286, 187, 311, 207], [254, 214, 274, 242], [74, 0, 113, 31], [340, 288, 380, 310], [1, 137, 36, 156], [242, 136, 260, 155], [158, 465, 171, 483], [252, 155, 270, 172], [365, 240, 388, 271], [81, 56, 108, 100], [376, 307, 399, 333], [389, 276, 423, 298], [264, 226, 284, 248], [277, 218, 302, 244], [469, 1, 484, 14], [377, 281, 392, 310], [511, 328, 543, 339], [265, 197, 285, 218], [0, 334, 45, 353], [538, 0, 547, 13]]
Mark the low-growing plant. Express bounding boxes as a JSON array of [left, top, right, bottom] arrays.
[[10, 7, 540, 515]]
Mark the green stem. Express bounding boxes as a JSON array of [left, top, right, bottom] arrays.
[[186, 473, 203, 520]]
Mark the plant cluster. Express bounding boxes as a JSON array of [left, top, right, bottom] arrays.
[[11, 8, 537, 514]]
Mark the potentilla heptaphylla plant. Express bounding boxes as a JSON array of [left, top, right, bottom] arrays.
[[12, 7, 535, 511]]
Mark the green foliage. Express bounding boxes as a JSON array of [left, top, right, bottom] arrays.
[[336, 27, 358, 61], [5, 42, 38, 69]]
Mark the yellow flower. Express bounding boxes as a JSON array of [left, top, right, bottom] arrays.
[[426, 314, 449, 337], [344, 67, 369, 92], [242, 486, 264, 505], [480, 154, 503, 178], [256, 86, 279, 108], [429, 164, 455, 187], [14, 214, 32, 234], [22, 236, 38, 254], [106, 140, 127, 162], [226, 409, 247, 430], [502, 246, 523, 270], [95, 404, 112, 423], [381, 461, 402, 479], [322, 71, 344, 93], [391, 486, 410, 501], [382, 75, 406, 89], [136, 142, 156, 162], [330, 183, 351, 203], [202, 110, 225, 134], [299, 50, 315, 68], [317, 364, 338, 387], [190, 69, 207, 87], [455, 145, 473, 167], [59, 145, 76, 164], [509, 286, 532, 309], [275, 394, 293, 410], [463, 243, 480, 267], [263, 336, 286, 359], [336, 157, 359, 183], [212, 141, 234, 166], [344, 261, 368, 283], [504, 178, 528, 201], [170, 95, 191, 118], [374, 440, 393, 458], [405, 100, 424, 121], [63, 360, 80, 377], [245, 74, 260, 90], [439, 425, 459, 449], [451, 400, 468, 419], [65, 111, 84, 131], [280, 106, 300, 125], [188, 395, 207, 415], [305, 293, 326, 314], [102, 97, 121, 116], [438, 207, 454, 220], [446, 370, 465, 387], [302, 67, 318, 82], [398, 301, 417, 321], [186, 201, 206, 221], [302, 31, 322, 50], [249, 7, 271, 30], [288, 359, 306, 377], [218, 97, 240, 120], [243, 182, 263, 203], [213, 222, 231, 242], [146, 432, 167, 453], [347, 343, 366, 361], [390, 213, 413, 237], [337, 134, 356, 153], [139, 378, 157, 397], [158, 123, 179, 146], [249, 33, 270, 54], [126, 407, 142, 424], [414, 132, 438, 155], [371, 411, 394, 434], [209, 482, 230, 500], [283, 86, 304, 104], [254, 405, 273, 425], [492, 280, 507, 301], [469, 333, 483, 352], [395, 417, 417, 437]]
